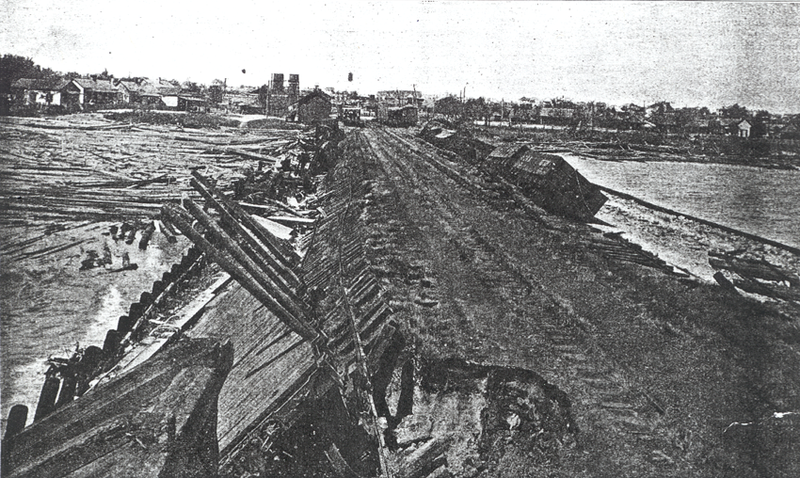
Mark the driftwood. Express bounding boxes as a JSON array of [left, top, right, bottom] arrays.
[[709, 256, 800, 286], [732, 277, 800, 302]]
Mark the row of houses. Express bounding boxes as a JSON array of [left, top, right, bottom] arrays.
[[451, 97, 799, 139], [10, 77, 208, 112]]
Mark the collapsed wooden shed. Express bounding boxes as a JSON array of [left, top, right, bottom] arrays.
[[485, 145, 607, 221]]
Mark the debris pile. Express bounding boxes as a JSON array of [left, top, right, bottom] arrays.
[[710, 248, 800, 303], [376, 358, 577, 478], [417, 120, 494, 163]]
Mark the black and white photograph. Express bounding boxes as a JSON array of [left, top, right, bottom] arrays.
[[2, 1, 800, 476]]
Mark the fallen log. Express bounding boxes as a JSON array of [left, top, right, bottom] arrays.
[[240, 199, 305, 218], [268, 215, 316, 226], [190, 177, 302, 290], [732, 277, 800, 302], [182, 198, 311, 321], [157, 219, 178, 243], [709, 256, 800, 286], [161, 203, 318, 341], [191, 170, 299, 266], [397, 436, 450, 478]]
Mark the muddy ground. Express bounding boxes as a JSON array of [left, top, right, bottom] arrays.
[[4, 114, 800, 476], [260, 125, 800, 477]]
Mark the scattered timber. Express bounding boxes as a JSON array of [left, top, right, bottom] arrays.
[[709, 251, 800, 302]]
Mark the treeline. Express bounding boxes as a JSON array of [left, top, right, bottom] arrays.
[[1, 54, 84, 114]]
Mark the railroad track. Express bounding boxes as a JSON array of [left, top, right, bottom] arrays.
[[350, 126, 696, 473]]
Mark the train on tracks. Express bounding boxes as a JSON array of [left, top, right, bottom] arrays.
[[377, 104, 418, 127]]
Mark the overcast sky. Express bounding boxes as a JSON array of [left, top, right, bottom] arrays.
[[2, 1, 799, 112]]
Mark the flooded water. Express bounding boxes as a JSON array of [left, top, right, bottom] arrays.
[[563, 156, 800, 250], [0, 223, 188, 432]]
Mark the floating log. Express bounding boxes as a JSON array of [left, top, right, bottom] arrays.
[[4, 405, 28, 440], [54, 375, 77, 409], [138, 221, 156, 250]]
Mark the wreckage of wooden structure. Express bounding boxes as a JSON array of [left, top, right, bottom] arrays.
[[170, 171, 397, 475], [3, 163, 412, 477], [1, 337, 233, 478], [709, 251, 800, 303], [484, 144, 607, 221], [417, 121, 495, 163], [417, 124, 606, 221]]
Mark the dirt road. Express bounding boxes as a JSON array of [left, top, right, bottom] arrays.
[[337, 126, 800, 476]]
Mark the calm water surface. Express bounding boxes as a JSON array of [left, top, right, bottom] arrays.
[[563, 156, 800, 250]]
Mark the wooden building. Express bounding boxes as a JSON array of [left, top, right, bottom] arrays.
[[10, 78, 67, 108], [288, 89, 332, 124], [484, 146, 607, 221], [61, 78, 120, 110]]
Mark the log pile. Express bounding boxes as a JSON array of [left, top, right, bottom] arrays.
[[161, 171, 321, 342], [0, 118, 313, 259]]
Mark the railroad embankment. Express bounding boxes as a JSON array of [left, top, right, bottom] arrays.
[[4, 116, 800, 477]]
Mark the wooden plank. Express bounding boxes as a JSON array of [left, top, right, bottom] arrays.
[[3, 338, 233, 478], [186, 284, 317, 453]]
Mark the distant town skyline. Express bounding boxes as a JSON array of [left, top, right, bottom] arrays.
[[2, 1, 799, 113]]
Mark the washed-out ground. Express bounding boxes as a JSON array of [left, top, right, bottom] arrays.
[[260, 125, 800, 477], [4, 114, 800, 476]]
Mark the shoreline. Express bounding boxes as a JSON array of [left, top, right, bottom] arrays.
[[4, 118, 800, 477], [596, 184, 800, 256]]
